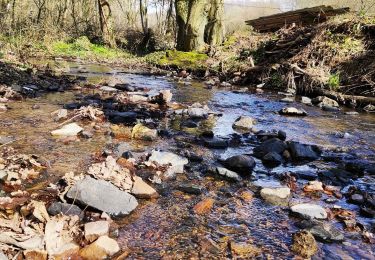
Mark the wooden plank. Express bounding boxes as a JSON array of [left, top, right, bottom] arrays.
[[245, 5, 350, 32]]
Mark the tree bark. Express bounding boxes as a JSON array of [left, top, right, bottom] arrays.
[[175, 0, 224, 52], [98, 0, 116, 48], [139, 0, 148, 35], [205, 0, 224, 46]]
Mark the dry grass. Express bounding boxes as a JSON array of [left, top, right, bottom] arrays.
[[241, 13, 375, 96]]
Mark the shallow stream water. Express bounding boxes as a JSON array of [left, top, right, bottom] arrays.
[[1, 60, 375, 259]]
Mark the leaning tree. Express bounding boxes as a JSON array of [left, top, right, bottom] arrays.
[[175, 0, 224, 52]]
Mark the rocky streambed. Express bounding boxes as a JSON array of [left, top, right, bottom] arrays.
[[0, 60, 374, 259]]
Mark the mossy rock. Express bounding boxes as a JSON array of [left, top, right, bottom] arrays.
[[158, 50, 208, 70]]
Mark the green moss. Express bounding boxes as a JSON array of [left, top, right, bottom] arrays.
[[328, 72, 340, 90], [223, 35, 237, 48], [51, 36, 132, 60], [326, 33, 363, 54], [268, 72, 284, 88], [157, 50, 208, 69]]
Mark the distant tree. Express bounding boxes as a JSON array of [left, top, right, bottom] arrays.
[[98, 0, 116, 47]]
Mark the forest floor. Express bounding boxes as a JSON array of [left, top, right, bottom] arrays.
[[1, 14, 375, 107]]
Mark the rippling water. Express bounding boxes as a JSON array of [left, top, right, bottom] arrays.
[[1, 60, 374, 259]]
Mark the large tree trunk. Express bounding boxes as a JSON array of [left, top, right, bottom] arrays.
[[175, 0, 224, 52], [98, 0, 116, 48], [205, 0, 225, 46]]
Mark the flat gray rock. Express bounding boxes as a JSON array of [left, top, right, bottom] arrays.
[[67, 176, 138, 217], [291, 203, 327, 220], [216, 167, 242, 182], [260, 187, 290, 206]]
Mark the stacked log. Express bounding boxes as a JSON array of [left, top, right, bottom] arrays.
[[246, 6, 350, 32]]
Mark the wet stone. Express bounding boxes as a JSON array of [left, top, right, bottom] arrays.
[[221, 155, 256, 175], [181, 120, 198, 128], [349, 194, 365, 205], [203, 137, 229, 149], [292, 170, 318, 181], [290, 203, 327, 220], [177, 184, 203, 195], [232, 116, 256, 132], [291, 231, 318, 258], [260, 187, 290, 206], [307, 223, 344, 243], [313, 96, 339, 108], [216, 167, 242, 182], [47, 202, 84, 220], [288, 142, 319, 161], [280, 97, 294, 103], [262, 152, 283, 167], [279, 107, 307, 116], [301, 96, 312, 105], [253, 138, 287, 158]]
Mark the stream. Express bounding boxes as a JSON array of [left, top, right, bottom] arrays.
[[1, 60, 375, 259]]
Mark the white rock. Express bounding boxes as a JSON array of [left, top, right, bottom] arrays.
[[45, 218, 79, 256], [304, 181, 324, 191], [148, 151, 188, 177], [187, 107, 209, 118], [260, 187, 291, 206], [291, 203, 327, 219], [128, 94, 148, 103], [280, 97, 294, 103], [216, 167, 242, 181], [232, 116, 256, 132], [51, 123, 83, 136], [301, 97, 312, 105], [0, 104, 7, 111], [100, 86, 118, 92], [79, 236, 120, 259], [279, 107, 307, 116], [131, 176, 158, 198], [84, 221, 110, 242], [51, 109, 68, 121], [160, 89, 173, 103]]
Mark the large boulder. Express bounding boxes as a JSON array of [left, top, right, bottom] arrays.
[[260, 187, 291, 206], [232, 116, 256, 132], [221, 155, 256, 175], [253, 138, 287, 158], [290, 203, 327, 220], [288, 142, 319, 161], [67, 176, 138, 217]]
